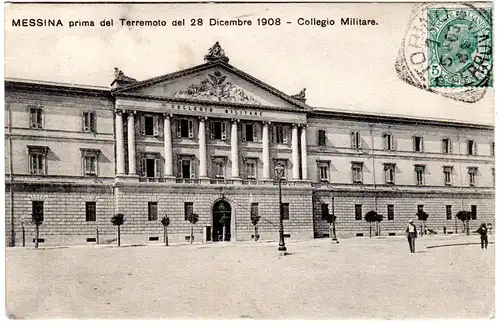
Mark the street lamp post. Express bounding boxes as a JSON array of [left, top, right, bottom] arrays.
[[331, 196, 339, 243], [275, 164, 287, 252]]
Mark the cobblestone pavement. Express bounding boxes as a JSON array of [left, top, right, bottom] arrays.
[[5, 234, 495, 319]]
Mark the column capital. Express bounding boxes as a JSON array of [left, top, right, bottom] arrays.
[[114, 109, 126, 115], [125, 110, 137, 115], [163, 113, 173, 118], [231, 118, 240, 124], [198, 116, 207, 121], [261, 120, 272, 125]]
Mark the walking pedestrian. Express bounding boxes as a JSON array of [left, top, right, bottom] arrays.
[[406, 219, 418, 253], [475, 223, 488, 249]]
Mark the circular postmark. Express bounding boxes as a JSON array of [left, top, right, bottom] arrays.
[[395, 2, 493, 103]]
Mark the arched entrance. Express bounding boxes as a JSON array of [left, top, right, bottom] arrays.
[[212, 200, 231, 242]]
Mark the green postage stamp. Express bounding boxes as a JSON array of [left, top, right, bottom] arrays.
[[427, 8, 492, 88]]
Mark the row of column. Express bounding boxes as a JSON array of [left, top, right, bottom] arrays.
[[116, 110, 308, 180]]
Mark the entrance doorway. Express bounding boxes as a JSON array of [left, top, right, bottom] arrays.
[[212, 200, 231, 242]]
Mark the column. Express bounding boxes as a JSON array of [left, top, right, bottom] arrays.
[[115, 111, 125, 175], [164, 114, 173, 178], [262, 122, 270, 180], [300, 125, 308, 180], [127, 111, 137, 175], [292, 124, 300, 180], [231, 119, 240, 179], [198, 117, 207, 178]]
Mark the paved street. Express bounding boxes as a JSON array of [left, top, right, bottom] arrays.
[[6, 234, 495, 319]]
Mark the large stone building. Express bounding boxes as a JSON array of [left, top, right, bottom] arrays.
[[5, 43, 495, 246]]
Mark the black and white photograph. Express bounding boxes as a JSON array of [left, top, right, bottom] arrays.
[[3, 0, 495, 320]]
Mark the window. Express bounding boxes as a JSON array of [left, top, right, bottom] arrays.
[[32, 201, 44, 222], [242, 123, 258, 142], [28, 146, 48, 175], [471, 205, 477, 220], [184, 202, 193, 221], [318, 130, 326, 146], [317, 161, 330, 182], [351, 162, 363, 184], [491, 142, 495, 156], [415, 165, 425, 186], [355, 204, 362, 220], [29, 106, 43, 129], [272, 124, 289, 144], [467, 140, 477, 155], [86, 202, 96, 222], [387, 205, 394, 221], [442, 138, 452, 154], [176, 118, 194, 138], [141, 153, 160, 178], [468, 167, 477, 187], [141, 115, 159, 137], [81, 148, 100, 176], [384, 163, 395, 184], [413, 136, 424, 152], [383, 133, 395, 151], [446, 205, 452, 220], [273, 160, 287, 180], [350, 131, 361, 149], [443, 166, 453, 186], [281, 203, 290, 220], [148, 202, 158, 221], [210, 120, 228, 140], [82, 111, 96, 133], [251, 203, 259, 218], [212, 157, 227, 179], [245, 159, 257, 179], [177, 156, 195, 179], [321, 203, 330, 220]]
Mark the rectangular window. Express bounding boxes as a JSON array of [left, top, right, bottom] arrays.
[[28, 146, 48, 175], [351, 162, 363, 184], [178, 157, 195, 179], [415, 165, 425, 186], [442, 138, 452, 154], [272, 124, 288, 144], [443, 166, 453, 186], [413, 136, 424, 152], [355, 204, 362, 220], [141, 115, 159, 136], [29, 106, 43, 129], [383, 133, 395, 151], [177, 119, 194, 139], [468, 167, 477, 187], [142, 154, 159, 178], [471, 205, 477, 220], [384, 163, 395, 184], [212, 157, 226, 179], [281, 203, 290, 220], [245, 159, 257, 179], [321, 203, 330, 220], [273, 160, 287, 179], [446, 205, 452, 220], [318, 130, 326, 146], [251, 203, 259, 218], [148, 202, 158, 221], [467, 140, 477, 155], [83, 111, 96, 133], [184, 202, 193, 221], [32, 201, 44, 222], [317, 161, 330, 182], [84, 156, 97, 175], [387, 205, 394, 221], [242, 123, 255, 142], [210, 120, 228, 140], [86, 202, 96, 222], [351, 131, 361, 149]]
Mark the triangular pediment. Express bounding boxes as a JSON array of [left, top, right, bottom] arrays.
[[113, 61, 308, 110]]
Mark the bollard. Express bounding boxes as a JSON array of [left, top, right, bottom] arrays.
[[96, 226, 100, 245]]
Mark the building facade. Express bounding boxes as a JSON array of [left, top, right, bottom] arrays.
[[5, 43, 495, 246]]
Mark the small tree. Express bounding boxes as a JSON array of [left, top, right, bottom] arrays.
[[32, 213, 44, 249], [364, 210, 380, 238], [187, 213, 199, 244], [111, 213, 124, 247], [161, 216, 170, 246], [416, 210, 429, 236], [456, 210, 471, 235], [251, 214, 261, 241]]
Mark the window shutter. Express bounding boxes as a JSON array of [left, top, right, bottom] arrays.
[[190, 159, 196, 179], [357, 132, 362, 149], [29, 154, 35, 174], [221, 122, 228, 140], [29, 109, 34, 127], [82, 113, 87, 131], [412, 136, 416, 151], [153, 115, 159, 136], [253, 123, 259, 142], [177, 159, 182, 178], [210, 121, 215, 139], [241, 124, 247, 141], [473, 142, 477, 155], [141, 156, 147, 177], [351, 132, 356, 148], [140, 115, 146, 135], [154, 158, 160, 178], [283, 126, 289, 144], [390, 135, 395, 150], [176, 120, 181, 137], [383, 134, 388, 150], [449, 140, 453, 154], [188, 120, 194, 138]]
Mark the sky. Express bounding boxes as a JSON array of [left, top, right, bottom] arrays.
[[4, 2, 495, 124]]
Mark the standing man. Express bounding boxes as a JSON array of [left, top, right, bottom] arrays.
[[476, 223, 488, 249], [406, 219, 418, 253]]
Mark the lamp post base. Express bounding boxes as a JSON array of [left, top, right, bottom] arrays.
[[278, 245, 287, 251]]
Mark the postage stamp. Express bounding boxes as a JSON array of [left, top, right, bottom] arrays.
[[395, 2, 493, 103]]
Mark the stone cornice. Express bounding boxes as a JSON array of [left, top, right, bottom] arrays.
[[5, 79, 111, 98]]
